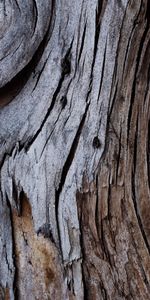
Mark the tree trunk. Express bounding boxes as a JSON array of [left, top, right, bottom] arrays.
[[0, 0, 150, 299]]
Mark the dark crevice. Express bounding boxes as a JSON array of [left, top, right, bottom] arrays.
[[93, 136, 101, 149], [146, 0, 150, 26], [0, 152, 8, 170], [95, 0, 103, 54], [67, 280, 73, 292], [55, 103, 90, 254], [61, 55, 71, 76], [100, 219, 112, 268], [100, 283, 108, 300], [76, 0, 104, 111], [37, 223, 55, 243], [32, 53, 50, 92], [97, 39, 107, 102], [122, 0, 143, 77], [76, 194, 88, 300], [122, 25, 135, 78], [25, 76, 64, 151], [132, 117, 150, 254], [127, 78, 137, 139], [115, 127, 122, 185], [69, 265, 75, 296], [0, 22, 52, 109], [56, 104, 89, 194], [82, 268, 89, 300], [61, 39, 74, 76], [12, 178, 26, 217], [42, 0, 56, 47], [108, 1, 127, 108], [130, 230, 150, 292], [0, 141, 18, 170], [147, 120, 150, 190], [107, 174, 111, 222], [5, 194, 19, 300], [127, 9, 149, 138], [91, 4, 101, 75], [0, 58, 33, 108], [60, 95, 67, 109], [95, 175, 100, 240], [32, 0, 38, 35], [75, 0, 85, 72], [78, 22, 87, 64], [39, 107, 63, 158], [0, 1, 55, 109], [109, 120, 123, 147], [144, 60, 150, 105], [3, 244, 13, 273], [19, 190, 26, 216], [12, 178, 20, 212], [102, 0, 127, 111], [133, 115, 138, 174], [25, 42, 73, 152], [14, 0, 21, 13], [84, 0, 103, 101], [108, 82, 118, 118], [138, 258, 150, 291]]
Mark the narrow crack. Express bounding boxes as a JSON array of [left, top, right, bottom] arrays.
[[95, 174, 100, 238], [147, 119, 150, 190], [97, 37, 107, 103], [55, 102, 90, 255], [0, 17, 52, 109], [25, 42, 73, 151], [115, 127, 122, 185], [32, 0, 38, 36], [127, 12, 149, 138], [78, 21, 87, 64], [132, 116, 150, 254], [5, 194, 19, 299]]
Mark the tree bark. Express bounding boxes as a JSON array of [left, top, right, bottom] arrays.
[[0, 0, 150, 299]]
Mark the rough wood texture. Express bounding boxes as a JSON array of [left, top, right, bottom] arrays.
[[0, 0, 150, 299]]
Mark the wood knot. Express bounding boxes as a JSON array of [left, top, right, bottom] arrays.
[[37, 223, 55, 243], [61, 57, 71, 76], [60, 96, 67, 109], [92, 136, 101, 149]]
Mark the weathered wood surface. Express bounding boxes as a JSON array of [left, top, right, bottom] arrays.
[[0, 0, 150, 299]]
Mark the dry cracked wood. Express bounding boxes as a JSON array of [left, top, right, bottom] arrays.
[[0, 0, 150, 299]]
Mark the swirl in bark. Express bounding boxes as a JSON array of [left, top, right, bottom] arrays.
[[0, 0, 52, 88]]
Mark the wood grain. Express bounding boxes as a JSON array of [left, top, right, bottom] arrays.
[[0, 0, 150, 299]]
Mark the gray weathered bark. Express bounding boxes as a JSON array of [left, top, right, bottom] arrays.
[[0, 0, 150, 299]]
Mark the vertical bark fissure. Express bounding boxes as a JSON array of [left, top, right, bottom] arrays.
[[55, 103, 90, 254], [78, 22, 87, 64], [32, 0, 38, 35], [25, 42, 73, 151], [115, 127, 122, 185], [147, 119, 150, 189], [132, 113, 150, 254], [97, 38, 107, 103], [5, 195, 19, 300], [95, 174, 100, 239], [127, 10, 149, 137]]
